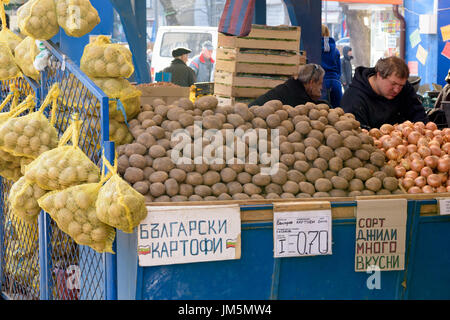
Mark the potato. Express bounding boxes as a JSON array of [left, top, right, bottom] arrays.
[[295, 121, 311, 135], [331, 176, 349, 190], [318, 145, 334, 161], [338, 167, 354, 181], [305, 168, 324, 183], [345, 157, 363, 170], [125, 143, 147, 156], [195, 96, 218, 111], [343, 135, 362, 151], [365, 177, 382, 192], [287, 170, 305, 183], [313, 192, 330, 198], [220, 167, 237, 183], [326, 133, 343, 149], [266, 114, 281, 128], [152, 157, 175, 172], [194, 185, 212, 197], [149, 171, 168, 183], [282, 181, 300, 194], [185, 172, 203, 186], [124, 167, 144, 184], [349, 179, 364, 191], [243, 183, 262, 195], [334, 147, 352, 161], [227, 181, 243, 195], [265, 183, 282, 194], [203, 171, 221, 186], [354, 168, 372, 182], [370, 151, 386, 167], [328, 157, 343, 172], [237, 172, 252, 185], [179, 184, 194, 197], [305, 146, 319, 161], [329, 189, 348, 197], [128, 154, 146, 169], [149, 182, 165, 197], [313, 158, 328, 172], [133, 181, 149, 195]]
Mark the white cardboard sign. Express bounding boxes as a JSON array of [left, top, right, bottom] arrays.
[[273, 209, 332, 258], [138, 205, 241, 266]]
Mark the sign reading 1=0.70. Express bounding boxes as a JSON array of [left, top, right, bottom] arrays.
[[274, 210, 332, 258]]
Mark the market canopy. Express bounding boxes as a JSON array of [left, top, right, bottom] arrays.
[[323, 0, 403, 4]]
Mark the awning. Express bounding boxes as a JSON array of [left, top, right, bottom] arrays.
[[323, 0, 402, 4]]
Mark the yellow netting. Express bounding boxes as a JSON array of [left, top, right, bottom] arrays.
[[0, 85, 60, 160], [14, 36, 39, 81], [24, 115, 100, 191], [0, 0, 22, 53], [38, 180, 115, 254], [80, 35, 134, 78], [17, 0, 59, 40], [0, 43, 21, 80], [8, 176, 47, 223], [96, 155, 147, 233], [56, 0, 100, 38]]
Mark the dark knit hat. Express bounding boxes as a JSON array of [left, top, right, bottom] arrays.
[[172, 47, 191, 57]]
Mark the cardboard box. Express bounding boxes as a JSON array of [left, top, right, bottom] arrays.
[[136, 85, 190, 105]]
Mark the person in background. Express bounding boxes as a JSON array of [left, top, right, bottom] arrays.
[[248, 64, 326, 107], [340, 56, 428, 130], [320, 25, 342, 108], [162, 47, 196, 87], [435, 69, 450, 109], [340, 46, 353, 91], [189, 40, 215, 83]]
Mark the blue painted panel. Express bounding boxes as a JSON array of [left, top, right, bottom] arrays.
[[139, 223, 275, 300], [277, 220, 403, 300], [405, 215, 450, 299]]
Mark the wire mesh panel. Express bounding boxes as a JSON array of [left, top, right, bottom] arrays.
[[38, 41, 111, 300], [0, 77, 40, 300]]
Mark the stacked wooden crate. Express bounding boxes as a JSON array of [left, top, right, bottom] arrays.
[[214, 24, 305, 106]]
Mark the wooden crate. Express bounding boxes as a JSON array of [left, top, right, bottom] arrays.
[[215, 95, 254, 107], [215, 59, 299, 76], [214, 70, 287, 88], [214, 83, 270, 98], [216, 47, 304, 65]]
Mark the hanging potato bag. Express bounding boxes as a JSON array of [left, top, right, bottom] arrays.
[[92, 77, 142, 122], [96, 155, 147, 233], [0, 84, 60, 160], [24, 117, 100, 191], [0, 43, 21, 81], [17, 0, 59, 40], [8, 176, 47, 223], [80, 35, 134, 78], [0, 0, 22, 52], [14, 36, 40, 81], [56, 0, 100, 38], [38, 176, 116, 254], [83, 116, 133, 153]]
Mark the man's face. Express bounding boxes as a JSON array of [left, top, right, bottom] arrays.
[[348, 50, 352, 57], [203, 48, 213, 59], [376, 73, 407, 100]]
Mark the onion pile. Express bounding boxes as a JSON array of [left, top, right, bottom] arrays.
[[364, 121, 450, 194]]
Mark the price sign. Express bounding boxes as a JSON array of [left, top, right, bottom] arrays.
[[273, 210, 332, 258], [438, 198, 450, 215]]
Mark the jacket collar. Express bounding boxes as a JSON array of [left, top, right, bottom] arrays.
[[200, 53, 215, 64]]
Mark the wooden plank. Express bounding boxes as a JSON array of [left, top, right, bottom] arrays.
[[215, 60, 299, 76], [214, 83, 269, 98], [216, 47, 300, 65], [218, 33, 299, 51], [247, 25, 301, 41], [214, 71, 285, 88]]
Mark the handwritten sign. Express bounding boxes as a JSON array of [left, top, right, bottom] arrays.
[[441, 25, 450, 42], [274, 209, 332, 258], [442, 42, 450, 60], [138, 205, 241, 266], [355, 199, 407, 272], [437, 198, 450, 215], [409, 28, 421, 48], [416, 45, 428, 65]]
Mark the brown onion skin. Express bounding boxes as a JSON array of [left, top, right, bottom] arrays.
[[420, 166, 433, 178], [424, 155, 439, 169], [427, 174, 442, 188], [408, 186, 422, 194], [437, 158, 450, 173], [414, 176, 426, 188], [405, 170, 418, 180], [402, 178, 415, 190], [422, 185, 435, 193]]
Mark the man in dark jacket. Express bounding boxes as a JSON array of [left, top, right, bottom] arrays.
[[248, 64, 326, 107], [320, 25, 342, 108], [340, 56, 428, 130], [162, 47, 196, 87], [340, 46, 353, 91], [189, 41, 215, 83]]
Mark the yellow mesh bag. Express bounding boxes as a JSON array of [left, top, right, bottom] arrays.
[[0, 149, 21, 181], [14, 36, 40, 81], [7, 211, 39, 254], [0, 0, 22, 53], [38, 178, 116, 254], [0, 85, 60, 159], [17, 0, 59, 40], [4, 240, 39, 284], [0, 43, 21, 80], [8, 176, 47, 223], [80, 35, 134, 78], [24, 116, 100, 191], [96, 155, 147, 233], [56, 0, 100, 38]]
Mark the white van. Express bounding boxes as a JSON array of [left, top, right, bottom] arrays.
[[150, 26, 218, 81]]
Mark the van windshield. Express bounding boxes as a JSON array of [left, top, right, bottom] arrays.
[[160, 32, 213, 58]]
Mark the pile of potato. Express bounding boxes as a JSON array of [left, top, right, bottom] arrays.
[[56, 0, 100, 38], [14, 36, 40, 81], [0, 44, 20, 80], [80, 36, 134, 79], [38, 183, 115, 253], [17, 0, 60, 40], [117, 97, 402, 202], [8, 176, 47, 223]]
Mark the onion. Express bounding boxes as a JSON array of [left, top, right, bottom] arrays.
[[407, 144, 418, 154], [447, 186, 450, 192], [400, 158, 411, 170], [402, 178, 415, 190], [438, 172, 448, 184], [402, 126, 413, 138], [369, 128, 382, 139], [397, 145, 407, 157], [442, 142, 450, 154], [429, 144, 442, 157], [414, 176, 427, 187], [408, 186, 422, 194], [417, 137, 429, 147], [424, 130, 434, 139], [424, 155, 439, 169], [380, 124, 394, 135], [418, 146, 431, 158], [409, 152, 422, 161], [408, 131, 421, 145], [426, 122, 438, 131], [386, 147, 400, 161], [422, 185, 435, 193], [405, 170, 418, 180], [420, 166, 433, 178], [410, 158, 425, 172], [436, 186, 447, 193], [395, 165, 406, 178], [427, 174, 442, 188], [437, 158, 450, 173]]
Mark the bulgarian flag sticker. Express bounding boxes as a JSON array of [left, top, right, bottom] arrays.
[[226, 239, 237, 249], [138, 245, 151, 255]]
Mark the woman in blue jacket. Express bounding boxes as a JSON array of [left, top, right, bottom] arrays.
[[320, 25, 342, 108]]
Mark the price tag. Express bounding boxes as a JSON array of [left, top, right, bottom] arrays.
[[438, 198, 450, 215], [273, 209, 332, 258]]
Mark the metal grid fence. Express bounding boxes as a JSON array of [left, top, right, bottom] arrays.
[[0, 40, 114, 300]]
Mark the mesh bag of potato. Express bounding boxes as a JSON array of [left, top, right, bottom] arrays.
[[80, 35, 134, 78], [56, 0, 100, 38], [0, 43, 21, 81], [8, 176, 47, 223], [14, 36, 40, 81], [0, 85, 60, 160], [24, 117, 100, 191], [38, 178, 116, 253], [17, 0, 59, 40], [0, 1, 22, 53], [96, 155, 147, 233], [4, 240, 39, 285]]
